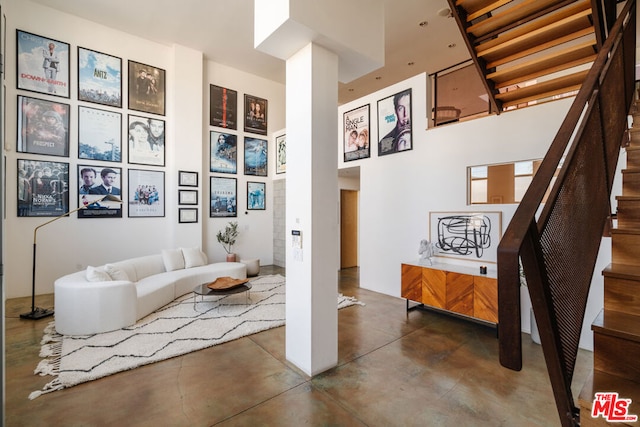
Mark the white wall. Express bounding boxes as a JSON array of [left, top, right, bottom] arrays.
[[338, 73, 607, 350], [4, 1, 284, 298]]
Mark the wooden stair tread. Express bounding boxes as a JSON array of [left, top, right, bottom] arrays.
[[478, 9, 594, 64], [488, 40, 596, 82], [466, 0, 512, 22], [611, 228, 640, 235], [592, 309, 640, 343], [467, 0, 564, 37], [493, 52, 595, 89], [495, 70, 587, 106], [621, 168, 640, 174], [579, 371, 640, 422], [616, 195, 640, 201], [603, 263, 640, 281]]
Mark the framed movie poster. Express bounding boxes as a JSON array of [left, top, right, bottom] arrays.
[[78, 106, 121, 162], [17, 159, 69, 217], [78, 47, 122, 107], [210, 84, 237, 130], [77, 164, 122, 218], [343, 104, 370, 162], [128, 114, 165, 166], [16, 30, 70, 98], [210, 131, 237, 174], [377, 88, 412, 156], [247, 181, 265, 210], [275, 134, 286, 174], [428, 211, 502, 263], [244, 94, 267, 135], [128, 169, 165, 218], [210, 176, 237, 217], [128, 60, 165, 116], [244, 137, 268, 176], [17, 95, 70, 157]]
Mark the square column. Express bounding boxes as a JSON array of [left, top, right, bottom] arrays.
[[285, 43, 339, 375]]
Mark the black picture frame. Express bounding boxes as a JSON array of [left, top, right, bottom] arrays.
[[77, 164, 122, 219], [179, 208, 198, 223], [210, 84, 237, 130], [128, 60, 166, 116], [243, 94, 268, 135], [247, 181, 266, 210], [78, 47, 122, 108], [377, 88, 412, 156], [244, 137, 268, 177], [16, 30, 70, 98], [127, 114, 165, 166], [17, 158, 69, 217], [178, 189, 198, 205], [210, 176, 237, 217], [275, 134, 286, 174], [17, 95, 70, 157], [178, 170, 198, 187], [78, 105, 122, 162], [128, 169, 165, 218], [343, 104, 370, 162], [210, 131, 237, 174]]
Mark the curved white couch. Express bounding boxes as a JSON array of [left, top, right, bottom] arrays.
[[54, 249, 246, 335]]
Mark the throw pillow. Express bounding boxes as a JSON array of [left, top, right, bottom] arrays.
[[181, 247, 207, 268], [104, 264, 130, 281], [86, 266, 111, 282], [162, 249, 185, 272]]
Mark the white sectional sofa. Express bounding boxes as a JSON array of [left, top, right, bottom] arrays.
[[54, 248, 246, 335]]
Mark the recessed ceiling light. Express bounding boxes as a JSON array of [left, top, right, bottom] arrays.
[[448, 43, 457, 48], [348, 88, 354, 92], [438, 8, 452, 18], [407, 62, 415, 66], [375, 76, 382, 80], [419, 21, 428, 27]]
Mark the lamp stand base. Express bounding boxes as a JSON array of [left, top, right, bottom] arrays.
[[20, 307, 54, 320]]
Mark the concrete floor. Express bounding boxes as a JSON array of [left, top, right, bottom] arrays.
[[5, 266, 593, 426]]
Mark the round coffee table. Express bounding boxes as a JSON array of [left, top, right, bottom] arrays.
[[192, 282, 252, 311]]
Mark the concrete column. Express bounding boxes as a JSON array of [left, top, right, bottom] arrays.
[[285, 43, 339, 375]]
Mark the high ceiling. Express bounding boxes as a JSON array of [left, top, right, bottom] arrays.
[[27, 0, 470, 105]]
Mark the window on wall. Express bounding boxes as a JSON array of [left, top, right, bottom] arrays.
[[468, 159, 544, 205]]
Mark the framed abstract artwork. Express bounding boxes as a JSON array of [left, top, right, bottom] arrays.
[[78, 47, 122, 107], [17, 30, 70, 98]]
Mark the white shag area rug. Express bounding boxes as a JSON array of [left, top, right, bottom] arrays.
[[31, 274, 363, 399]]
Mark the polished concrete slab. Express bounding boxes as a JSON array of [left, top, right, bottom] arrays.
[[4, 266, 593, 426]]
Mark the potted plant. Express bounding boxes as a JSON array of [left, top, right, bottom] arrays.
[[216, 221, 239, 262]]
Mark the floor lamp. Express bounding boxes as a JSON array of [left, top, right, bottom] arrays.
[[20, 194, 123, 320]]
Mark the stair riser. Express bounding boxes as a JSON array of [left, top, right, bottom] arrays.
[[612, 233, 640, 266], [622, 172, 640, 196], [604, 277, 640, 317], [616, 199, 640, 227], [627, 149, 640, 168], [593, 333, 640, 382]]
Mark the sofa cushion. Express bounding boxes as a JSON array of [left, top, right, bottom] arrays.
[[181, 247, 207, 268], [104, 264, 130, 281], [86, 266, 111, 282], [162, 249, 185, 272]]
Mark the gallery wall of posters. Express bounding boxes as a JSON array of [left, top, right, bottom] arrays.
[[343, 105, 370, 162], [244, 137, 267, 176], [17, 95, 70, 157], [78, 106, 121, 162], [78, 47, 122, 107], [128, 60, 165, 116], [210, 85, 237, 130], [17, 159, 69, 217], [210, 176, 237, 218], [377, 88, 412, 156], [128, 114, 165, 166], [77, 165, 122, 218], [17, 30, 70, 98], [244, 94, 267, 135], [128, 169, 165, 218], [210, 131, 237, 174]]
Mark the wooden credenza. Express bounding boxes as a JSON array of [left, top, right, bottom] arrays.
[[401, 261, 498, 324]]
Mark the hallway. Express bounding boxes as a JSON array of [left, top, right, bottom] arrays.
[[5, 266, 593, 426]]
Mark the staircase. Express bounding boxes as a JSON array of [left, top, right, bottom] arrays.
[[577, 101, 640, 426], [448, 0, 600, 112]]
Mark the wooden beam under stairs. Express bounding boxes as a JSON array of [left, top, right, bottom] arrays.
[[495, 69, 587, 109]]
